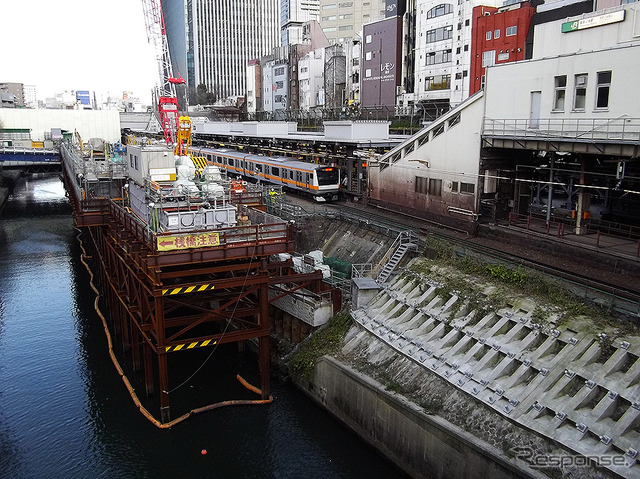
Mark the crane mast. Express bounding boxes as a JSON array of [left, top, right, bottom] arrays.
[[141, 0, 185, 145]]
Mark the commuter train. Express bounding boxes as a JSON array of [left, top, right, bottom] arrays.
[[190, 146, 340, 201]]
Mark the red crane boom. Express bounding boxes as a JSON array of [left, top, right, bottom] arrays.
[[141, 0, 185, 145]]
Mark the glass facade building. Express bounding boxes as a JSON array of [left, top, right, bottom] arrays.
[[162, 0, 280, 101]]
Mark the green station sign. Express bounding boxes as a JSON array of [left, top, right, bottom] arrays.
[[562, 10, 625, 33]]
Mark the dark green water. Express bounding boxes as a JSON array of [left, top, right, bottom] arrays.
[[0, 175, 407, 478]]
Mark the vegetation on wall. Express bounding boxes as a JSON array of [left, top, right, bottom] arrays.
[[418, 236, 605, 321], [289, 312, 352, 378]]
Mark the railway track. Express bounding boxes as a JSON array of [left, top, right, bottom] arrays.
[[306, 201, 640, 318]]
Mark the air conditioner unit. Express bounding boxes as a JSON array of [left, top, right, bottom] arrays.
[[576, 76, 587, 86]]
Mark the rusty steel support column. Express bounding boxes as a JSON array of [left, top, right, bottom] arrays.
[[259, 278, 270, 399], [155, 295, 171, 423], [158, 352, 170, 423], [131, 326, 141, 373], [143, 342, 155, 396], [121, 304, 131, 353]]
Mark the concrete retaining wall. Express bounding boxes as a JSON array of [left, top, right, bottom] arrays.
[[302, 356, 545, 479]]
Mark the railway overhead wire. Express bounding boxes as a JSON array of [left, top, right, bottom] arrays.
[[284, 198, 640, 319]]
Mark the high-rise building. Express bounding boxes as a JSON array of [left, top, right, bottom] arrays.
[[281, 0, 321, 46], [23, 85, 37, 108], [162, 0, 280, 103], [318, 0, 387, 44], [192, 0, 280, 100]]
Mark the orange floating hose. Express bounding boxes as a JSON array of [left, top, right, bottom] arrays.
[[76, 228, 272, 429]]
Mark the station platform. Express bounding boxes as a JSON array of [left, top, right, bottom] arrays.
[[504, 213, 640, 262]]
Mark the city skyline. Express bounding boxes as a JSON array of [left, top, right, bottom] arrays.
[[1, 0, 158, 105]]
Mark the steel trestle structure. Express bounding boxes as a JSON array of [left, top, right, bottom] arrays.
[[60, 153, 328, 423]]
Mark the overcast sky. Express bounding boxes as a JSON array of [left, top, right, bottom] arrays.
[[1, 0, 159, 104]]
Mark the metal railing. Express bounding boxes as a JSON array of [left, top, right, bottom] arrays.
[[107, 200, 292, 254], [483, 117, 640, 142], [374, 230, 420, 280], [352, 263, 373, 279]]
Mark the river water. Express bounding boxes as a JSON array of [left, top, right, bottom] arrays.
[[0, 175, 407, 478]]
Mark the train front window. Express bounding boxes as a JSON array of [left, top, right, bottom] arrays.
[[317, 167, 339, 185]]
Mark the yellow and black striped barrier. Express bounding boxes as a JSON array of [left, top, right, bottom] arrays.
[[191, 156, 207, 173], [165, 339, 217, 353], [162, 283, 215, 296]]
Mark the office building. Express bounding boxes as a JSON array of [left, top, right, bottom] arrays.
[[281, 0, 321, 45], [319, 0, 387, 44], [162, 0, 280, 102]]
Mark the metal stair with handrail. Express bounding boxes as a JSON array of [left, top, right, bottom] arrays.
[[375, 230, 419, 284]]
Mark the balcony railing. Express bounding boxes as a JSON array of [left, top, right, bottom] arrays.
[[483, 117, 640, 143]]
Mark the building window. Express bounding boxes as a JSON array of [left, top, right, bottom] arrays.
[[482, 50, 495, 67], [426, 25, 453, 43], [274, 67, 285, 76], [339, 25, 353, 31], [506, 25, 517, 36], [323, 3, 336, 8], [429, 178, 443, 196], [415, 176, 428, 194], [427, 4, 453, 18], [365, 68, 372, 78], [481, 75, 486, 89], [338, 13, 353, 19], [275, 81, 284, 89], [339, 1, 353, 6], [322, 15, 336, 20], [456, 46, 461, 54], [486, 30, 492, 40], [465, 19, 469, 26], [553, 75, 566, 111], [425, 75, 451, 91], [463, 44, 468, 51], [595, 71, 611, 109], [460, 182, 475, 194], [494, 29, 500, 39], [426, 49, 452, 65], [573, 73, 587, 110], [365, 51, 372, 61], [365, 34, 372, 43], [451, 181, 459, 192], [323, 27, 337, 32]]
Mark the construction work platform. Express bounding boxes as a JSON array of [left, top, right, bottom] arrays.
[[60, 139, 333, 423]]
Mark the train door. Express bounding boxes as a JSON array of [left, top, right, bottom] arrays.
[[296, 170, 303, 186]]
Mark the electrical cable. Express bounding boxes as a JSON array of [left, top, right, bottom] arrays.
[[75, 228, 271, 429], [164, 243, 258, 394]]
